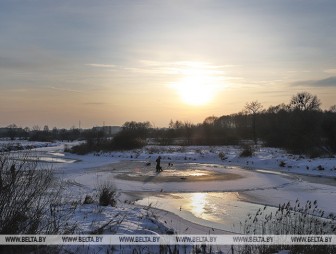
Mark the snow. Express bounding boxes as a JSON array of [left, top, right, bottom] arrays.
[[62, 145, 336, 216], [2, 140, 336, 253]]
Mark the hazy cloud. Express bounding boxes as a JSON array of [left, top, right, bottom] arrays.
[[83, 102, 106, 105], [324, 69, 336, 74], [86, 64, 117, 68], [292, 76, 336, 87], [49, 86, 86, 93]]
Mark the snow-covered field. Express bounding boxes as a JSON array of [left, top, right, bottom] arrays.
[[3, 141, 336, 253]]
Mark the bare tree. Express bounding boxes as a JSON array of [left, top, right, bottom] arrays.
[[329, 105, 336, 113], [169, 120, 184, 129], [7, 124, 18, 140], [183, 121, 194, 145], [245, 101, 263, 115], [290, 92, 321, 111], [203, 116, 218, 126], [244, 101, 263, 144], [32, 125, 41, 131], [266, 103, 289, 114], [43, 125, 50, 132]]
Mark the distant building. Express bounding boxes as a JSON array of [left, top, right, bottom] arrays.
[[92, 126, 121, 136]]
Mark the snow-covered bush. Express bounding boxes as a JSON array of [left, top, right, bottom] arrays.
[[83, 195, 94, 204], [218, 151, 227, 160], [279, 161, 286, 167], [98, 181, 117, 207], [240, 145, 254, 157]]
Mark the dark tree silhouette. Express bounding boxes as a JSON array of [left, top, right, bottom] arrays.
[[244, 101, 263, 144], [290, 92, 321, 111]]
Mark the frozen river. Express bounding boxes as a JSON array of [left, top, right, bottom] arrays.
[[10, 142, 336, 235], [135, 192, 278, 233]]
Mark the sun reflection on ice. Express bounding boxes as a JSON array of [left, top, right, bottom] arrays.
[[190, 193, 207, 217], [135, 191, 269, 233], [187, 192, 239, 222]]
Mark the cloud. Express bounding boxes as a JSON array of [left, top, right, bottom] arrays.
[[131, 60, 230, 76], [86, 64, 117, 68], [83, 102, 106, 105], [49, 86, 85, 93], [86, 60, 233, 78], [324, 69, 336, 74], [291, 76, 336, 87]]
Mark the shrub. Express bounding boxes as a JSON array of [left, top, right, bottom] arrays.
[[112, 133, 146, 150], [83, 195, 94, 204], [0, 150, 76, 253], [240, 145, 254, 157], [279, 161, 286, 167], [317, 165, 325, 171], [70, 143, 93, 155], [218, 151, 227, 160], [98, 182, 117, 207]]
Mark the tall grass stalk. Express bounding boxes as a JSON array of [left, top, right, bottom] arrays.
[[236, 200, 336, 254]]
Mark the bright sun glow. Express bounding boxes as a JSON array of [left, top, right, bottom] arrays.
[[174, 75, 216, 106], [170, 62, 226, 106]]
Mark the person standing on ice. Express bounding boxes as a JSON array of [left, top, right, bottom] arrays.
[[156, 156, 162, 173]]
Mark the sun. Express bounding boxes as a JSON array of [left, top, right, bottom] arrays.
[[172, 75, 214, 106], [170, 62, 225, 106]]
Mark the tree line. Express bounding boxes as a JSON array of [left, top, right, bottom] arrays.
[[2, 91, 336, 156], [154, 92, 335, 155], [0, 125, 83, 142], [72, 91, 336, 156]]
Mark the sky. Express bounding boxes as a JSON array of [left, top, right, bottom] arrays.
[[1, 0, 336, 129]]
